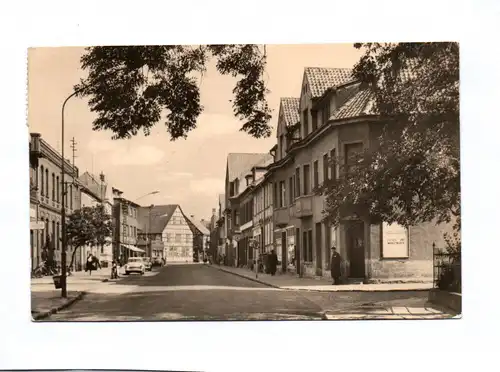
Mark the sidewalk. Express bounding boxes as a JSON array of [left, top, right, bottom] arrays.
[[31, 266, 136, 320], [210, 265, 432, 292], [323, 304, 458, 320]]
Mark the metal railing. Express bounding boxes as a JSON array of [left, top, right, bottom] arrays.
[[433, 242, 461, 293]]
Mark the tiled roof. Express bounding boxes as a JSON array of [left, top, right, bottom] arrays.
[[184, 214, 210, 235], [330, 88, 376, 121], [227, 153, 271, 181], [138, 204, 178, 234], [304, 67, 353, 98], [280, 97, 300, 126]]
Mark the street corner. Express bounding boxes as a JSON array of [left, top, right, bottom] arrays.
[[31, 291, 86, 321]]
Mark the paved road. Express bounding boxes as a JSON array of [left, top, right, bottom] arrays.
[[47, 264, 429, 321]]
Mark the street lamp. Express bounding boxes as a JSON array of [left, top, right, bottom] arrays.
[[60, 87, 84, 298], [135, 190, 159, 202]]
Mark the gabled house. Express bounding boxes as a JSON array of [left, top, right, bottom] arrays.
[[267, 66, 454, 283], [137, 204, 195, 262], [185, 214, 210, 262]]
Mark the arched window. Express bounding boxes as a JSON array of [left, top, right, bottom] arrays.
[[40, 166, 44, 196], [52, 173, 55, 200], [56, 222, 60, 250], [44, 218, 49, 246], [56, 176, 60, 202], [45, 169, 49, 197]]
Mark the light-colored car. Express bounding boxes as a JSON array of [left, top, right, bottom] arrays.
[[124, 257, 145, 275], [143, 257, 153, 271]]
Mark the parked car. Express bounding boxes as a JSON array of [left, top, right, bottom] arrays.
[[152, 257, 163, 267], [143, 257, 153, 271], [124, 257, 145, 275]]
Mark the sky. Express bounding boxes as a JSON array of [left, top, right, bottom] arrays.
[[27, 44, 363, 220]]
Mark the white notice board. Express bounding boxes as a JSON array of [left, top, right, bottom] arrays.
[[382, 222, 409, 258]]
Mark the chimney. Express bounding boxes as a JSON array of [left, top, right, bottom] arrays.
[[191, 215, 194, 218], [212, 208, 216, 216], [99, 172, 105, 183]]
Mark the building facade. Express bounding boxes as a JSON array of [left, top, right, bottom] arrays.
[[112, 188, 144, 263], [267, 67, 453, 283], [137, 204, 195, 262], [78, 171, 113, 266], [223, 153, 273, 267], [29, 133, 45, 269], [31, 133, 81, 268], [185, 215, 210, 262]]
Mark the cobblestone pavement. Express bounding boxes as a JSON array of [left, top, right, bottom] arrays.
[[46, 264, 446, 321]]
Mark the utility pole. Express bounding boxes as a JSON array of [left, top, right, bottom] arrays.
[[70, 137, 77, 170]]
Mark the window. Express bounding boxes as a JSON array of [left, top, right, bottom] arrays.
[[330, 149, 337, 180], [288, 177, 294, 204], [279, 181, 286, 208], [45, 169, 49, 197], [273, 182, 278, 207], [40, 166, 44, 196], [279, 135, 285, 158], [311, 110, 318, 131], [56, 222, 60, 250], [323, 153, 329, 183], [302, 109, 309, 137], [51, 173, 55, 200], [175, 234, 181, 243], [70, 185, 73, 209], [313, 161, 319, 189], [56, 176, 60, 202], [122, 225, 127, 236], [322, 101, 331, 124], [230, 182, 235, 197], [295, 168, 301, 197], [345, 143, 364, 173], [51, 221, 56, 248], [303, 164, 311, 195]]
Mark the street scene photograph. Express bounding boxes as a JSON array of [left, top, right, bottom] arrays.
[[28, 42, 461, 322]]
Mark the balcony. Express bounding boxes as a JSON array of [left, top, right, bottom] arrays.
[[295, 195, 313, 218], [274, 207, 290, 228]]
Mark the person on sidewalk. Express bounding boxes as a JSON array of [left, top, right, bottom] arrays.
[[269, 249, 278, 276], [111, 259, 118, 279], [330, 246, 342, 285], [85, 253, 95, 276]]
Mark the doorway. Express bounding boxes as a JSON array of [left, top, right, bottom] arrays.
[[315, 223, 322, 274], [346, 221, 365, 278], [281, 231, 287, 271]]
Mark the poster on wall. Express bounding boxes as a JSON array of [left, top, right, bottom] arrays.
[[330, 226, 337, 248], [382, 222, 409, 258]]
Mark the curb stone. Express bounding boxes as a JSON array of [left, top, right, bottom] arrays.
[[32, 291, 86, 321], [206, 265, 281, 289], [206, 265, 430, 293]]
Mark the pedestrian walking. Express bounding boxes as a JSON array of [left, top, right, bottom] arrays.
[[330, 246, 342, 285], [111, 259, 118, 279], [85, 253, 95, 275], [269, 249, 278, 276]]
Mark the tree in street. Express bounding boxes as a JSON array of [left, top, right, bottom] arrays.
[[320, 43, 460, 234], [66, 205, 113, 268], [75, 45, 271, 140]]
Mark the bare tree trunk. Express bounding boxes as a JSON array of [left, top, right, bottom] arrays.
[[70, 245, 80, 269]]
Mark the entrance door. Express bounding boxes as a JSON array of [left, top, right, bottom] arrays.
[[315, 223, 322, 274], [346, 221, 365, 278], [281, 231, 287, 271], [295, 228, 301, 275]]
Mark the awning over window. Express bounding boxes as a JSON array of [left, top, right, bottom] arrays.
[[121, 244, 145, 253]]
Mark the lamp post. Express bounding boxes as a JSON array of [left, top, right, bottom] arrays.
[[60, 88, 84, 298]]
